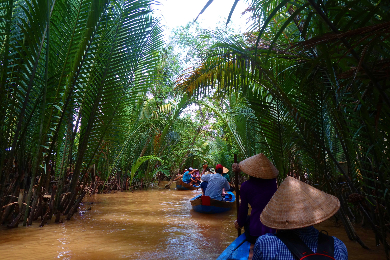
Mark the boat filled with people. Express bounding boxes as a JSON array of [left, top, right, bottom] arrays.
[[174, 167, 202, 190], [190, 191, 235, 213]]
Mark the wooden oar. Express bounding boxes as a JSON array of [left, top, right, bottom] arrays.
[[234, 154, 241, 236]]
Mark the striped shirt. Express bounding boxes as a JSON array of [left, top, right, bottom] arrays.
[[253, 226, 348, 260], [201, 173, 230, 200]]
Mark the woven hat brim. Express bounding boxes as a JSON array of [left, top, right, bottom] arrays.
[[260, 176, 340, 229], [239, 153, 279, 179]]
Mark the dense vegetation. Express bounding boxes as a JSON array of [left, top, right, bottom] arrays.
[[0, 0, 389, 258], [0, 0, 166, 226], [180, 0, 390, 257]]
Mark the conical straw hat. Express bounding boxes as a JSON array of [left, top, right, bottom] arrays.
[[238, 153, 278, 179], [223, 167, 229, 174], [260, 176, 340, 229]]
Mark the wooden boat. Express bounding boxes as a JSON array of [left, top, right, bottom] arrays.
[[176, 179, 200, 190], [190, 191, 235, 213], [217, 233, 251, 260]]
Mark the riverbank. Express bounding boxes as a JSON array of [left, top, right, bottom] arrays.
[[315, 218, 387, 259]]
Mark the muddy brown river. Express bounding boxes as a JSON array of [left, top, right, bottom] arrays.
[[0, 188, 387, 259]]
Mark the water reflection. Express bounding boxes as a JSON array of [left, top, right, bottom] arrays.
[[0, 189, 236, 260]]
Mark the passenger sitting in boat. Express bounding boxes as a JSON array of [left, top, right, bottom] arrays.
[[233, 153, 278, 244], [222, 169, 230, 182], [253, 176, 348, 260], [200, 164, 230, 200], [222, 167, 235, 192], [200, 164, 210, 195], [182, 168, 192, 184], [190, 169, 201, 186]]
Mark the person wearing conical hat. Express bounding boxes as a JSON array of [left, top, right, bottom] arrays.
[[253, 176, 348, 260], [221, 167, 235, 192], [233, 153, 279, 244]]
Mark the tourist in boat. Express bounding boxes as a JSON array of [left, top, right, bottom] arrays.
[[222, 167, 235, 192], [233, 153, 278, 244], [253, 176, 348, 260], [222, 167, 231, 183], [200, 164, 230, 200], [190, 169, 201, 186], [200, 164, 211, 195], [182, 168, 192, 184]]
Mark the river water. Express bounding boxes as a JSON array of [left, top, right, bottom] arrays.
[[0, 189, 237, 259], [0, 188, 387, 259]]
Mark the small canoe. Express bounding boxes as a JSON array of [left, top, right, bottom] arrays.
[[190, 191, 235, 213], [176, 179, 199, 190], [217, 233, 251, 260]]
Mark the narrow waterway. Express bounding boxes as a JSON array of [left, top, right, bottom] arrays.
[[0, 188, 387, 259], [0, 189, 237, 259]]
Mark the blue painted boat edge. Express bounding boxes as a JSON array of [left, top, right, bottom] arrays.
[[190, 194, 202, 201], [192, 205, 231, 214], [231, 240, 251, 260], [217, 233, 250, 260], [227, 191, 236, 202]]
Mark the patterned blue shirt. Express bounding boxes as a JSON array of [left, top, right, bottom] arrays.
[[201, 173, 230, 200], [253, 226, 348, 260]]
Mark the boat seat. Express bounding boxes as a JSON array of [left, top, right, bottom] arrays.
[[201, 196, 211, 206]]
